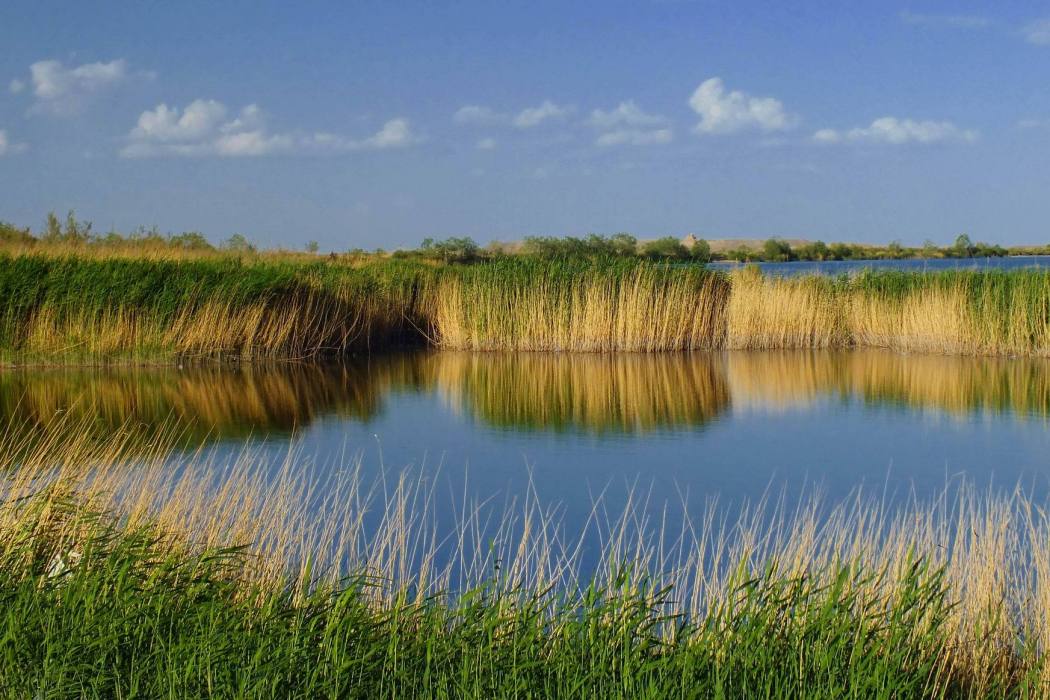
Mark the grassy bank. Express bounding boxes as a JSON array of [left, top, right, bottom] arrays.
[[1, 250, 1049, 361], [2, 418, 1050, 696]]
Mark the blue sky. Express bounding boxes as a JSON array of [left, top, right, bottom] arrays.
[[1, 1, 1049, 250]]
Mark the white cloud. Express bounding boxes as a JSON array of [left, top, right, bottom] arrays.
[[476, 137, 497, 150], [123, 99, 418, 158], [813, 117, 978, 145], [513, 100, 571, 128], [22, 58, 136, 115], [0, 129, 28, 156], [131, 99, 228, 142], [454, 100, 572, 129], [587, 100, 666, 129], [8, 79, 24, 94], [587, 100, 671, 147], [688, 77, 795, 134], [899, 11, 990, 29], [812, 128, 843, 144], [360, 118, 417, 148], [596, 128, 673, 147], [1023, 18, 1050, 45], [454, 105, 506, 125]]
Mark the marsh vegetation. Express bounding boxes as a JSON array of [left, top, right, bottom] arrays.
[[3, 414, 1050, 697]]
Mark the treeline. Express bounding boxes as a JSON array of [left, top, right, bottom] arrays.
[[411, 234, 712, 263], [0, 211, 257, 254], [4, 211, 1047, 264], [721, 234, 1013, 263], [407, 233, 1030, 265]]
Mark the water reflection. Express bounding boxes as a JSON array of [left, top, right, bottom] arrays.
[[428, 352, 729, 434], [727, 350, 1050, 419], [2, 350, 1049, 446]]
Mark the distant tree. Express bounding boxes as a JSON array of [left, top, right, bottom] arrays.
[[421, 236, 479, 263], [43, 211, 62, 241], [305, 240, 320, 253], [169, 231, 214, 251], [796, 241, 829, 261], [973, 241, 1007, 258], [609, 233, 638, 257], [222, 233, 256, 254], [921, 239, 939, 259], [41, 210, 91, 244], [952, 234, 976, 258], [642, 236, 690, 260], [762, 238, 794, 262], [689, 238, 712, 263], [886, 240, 905, 259], [0, 220, 35, 245], [827, 243, 855, 261]]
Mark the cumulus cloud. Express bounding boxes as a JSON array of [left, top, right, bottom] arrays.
[[688, 77, 795, 134], [453, 100, 572, 129], [587, 100, 666, 129], [0, 130, 28, 156], [476, 137, 497, 150], [899, 11, 990, 29], [587, 100, 672, 147], [8, 79, 25, 94], [596, 128, 673, 147], [512, 100, 571, 128], [130, 99, 229, 143], [17, 58, 142, 115], [453, 105, 505, 125], [1023, 18, 1050, 45], [122, 99, 418, 158], [812, 117, 978, 145], [359, 118, 416, 148]]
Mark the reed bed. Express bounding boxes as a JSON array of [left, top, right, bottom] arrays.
[[2, 251, 1050, 361], [729, 268, 1050, 356], [2, 416, 1050, 695], [428, 258, 729, 352]]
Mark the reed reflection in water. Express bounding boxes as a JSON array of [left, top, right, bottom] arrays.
[[2, 350, 1050, 451]]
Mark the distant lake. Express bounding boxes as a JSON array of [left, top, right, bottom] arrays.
[[707, 255, 1050, 276]]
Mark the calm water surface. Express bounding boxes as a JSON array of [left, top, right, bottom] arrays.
[[6, 350, 1050, 534], [708, 255, 1050, 277]]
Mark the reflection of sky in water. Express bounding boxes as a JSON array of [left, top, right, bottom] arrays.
[[6, 350, 1050, 539], [708, 255, 1050, 277]]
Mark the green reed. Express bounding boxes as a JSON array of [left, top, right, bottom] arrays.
[[1, 496, 999, 699]]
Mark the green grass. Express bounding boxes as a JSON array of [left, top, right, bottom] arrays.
[[0, 498, 997, 699], [1, 250, 1050, 361], [3, 413, 1050, 697]]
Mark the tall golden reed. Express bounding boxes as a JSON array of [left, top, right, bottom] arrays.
[[4, 415, 1050, 686], [428, 265, 728, 352]]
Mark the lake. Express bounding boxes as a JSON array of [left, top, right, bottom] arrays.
[[6, 349, 1050, 546], [707, 255, 1050, 277]]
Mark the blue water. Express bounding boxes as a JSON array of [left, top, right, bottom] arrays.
[[9, 350, 1050, 574], [707, 255, 1050, 277]]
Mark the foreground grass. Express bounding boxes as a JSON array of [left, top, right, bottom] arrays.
[[1, 250, 1050, 360], [2, 418, 1050, 697]]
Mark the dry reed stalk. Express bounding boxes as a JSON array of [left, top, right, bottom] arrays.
[[3, 412, 1050, 690], [724, 270, 847, 350], [429, 267, 727, 352]]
